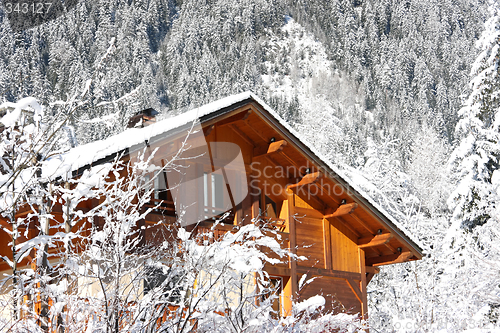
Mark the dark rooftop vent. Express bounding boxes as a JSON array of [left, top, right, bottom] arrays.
[[127, 108, 159, 128]]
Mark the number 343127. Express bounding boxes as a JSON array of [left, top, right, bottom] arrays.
[[4, 2, 53, 15]]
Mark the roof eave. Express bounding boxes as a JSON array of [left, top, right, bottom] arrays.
[[247, 99, 424, 259]]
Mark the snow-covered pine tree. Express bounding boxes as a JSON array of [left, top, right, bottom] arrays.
[[443, 2, 500, 329], [448, 2, 500, 231]]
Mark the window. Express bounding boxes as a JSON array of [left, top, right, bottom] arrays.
[[260, 195, 277, 218], [203, 172, 224, 210], [203, 171, 228, 220], [258, 194, 287, 231]]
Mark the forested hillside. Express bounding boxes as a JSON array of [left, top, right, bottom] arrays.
[[1, 0, 498, 331]]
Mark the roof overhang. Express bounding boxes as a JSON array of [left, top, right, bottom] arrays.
[[244, 99, 423, 260]]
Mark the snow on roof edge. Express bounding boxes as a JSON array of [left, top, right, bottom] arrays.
[[42, 92, 255, 180]]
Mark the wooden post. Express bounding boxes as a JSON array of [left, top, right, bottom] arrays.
[[358, 248, 369, 324], [240, 174, 253, 225], [323, 217, 332, 270], [249, 168, 260, 223], [286, 189, 298, 300]]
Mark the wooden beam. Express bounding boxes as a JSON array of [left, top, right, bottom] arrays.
[[203, 124, 215, 136], [358, 233, 393, 248], [240, 110, 252, 121], [253, 134, 306, 179], [392, 251, 413, 264], [366, 251, 413, 266], [267, 140, 287, 154], [244, 117, 273, 143], [264, 264, 291, 277], [287, 172, 321, 189], [365, 266, 380, 285], [286, 172, 326, 211], [332, 216, 361, 238], [346, 278, 363, 304], [349, 213, 377, 235], [365, 266, 380, 274], [323, 218, 332, 270], [288, 177, 326, 212], [349, 214, 388, 255], [229, 124, 255, 147], [252, 140, 288, 160], [296, 266, 362, 280], [324, 203, 358, 219], [366, 254, 397, 266], [277, 151, 303, 173], [250, 171, 260, 221], [351, 213, 398, 254], [313, 182, 342, 208], [358, 249, 368, 320], [287, 189, 298, 300]]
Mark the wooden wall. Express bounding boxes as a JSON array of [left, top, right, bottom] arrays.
[[299, 276, 362, 314], [290, 194, 365, 316], [201, 114, 367, 318]]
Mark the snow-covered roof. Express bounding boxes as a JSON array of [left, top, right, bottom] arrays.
[[42, 91, 422, 254], [42, 92, 257, 180]]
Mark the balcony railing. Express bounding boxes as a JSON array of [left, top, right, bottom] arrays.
[[144, 198, 176, 215]]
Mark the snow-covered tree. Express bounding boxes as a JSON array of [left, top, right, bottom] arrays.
[[439, 2, 500, 330], [448, 2, 500, 230], [0, 37, 145, 330], [408, 124, 451, 217]]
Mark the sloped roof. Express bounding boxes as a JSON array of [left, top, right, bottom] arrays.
[[43, 92, 423, 256]]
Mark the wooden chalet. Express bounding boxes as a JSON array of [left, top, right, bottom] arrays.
[[0, 92, 422, 321]]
